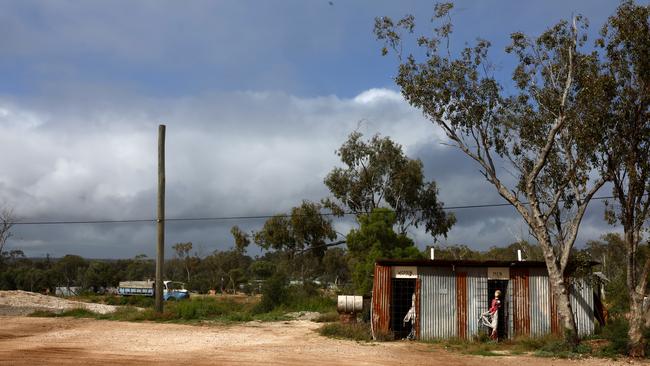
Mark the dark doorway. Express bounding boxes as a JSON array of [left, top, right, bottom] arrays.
[[487, 279, 508, 339], [390, 278, 416, 339]]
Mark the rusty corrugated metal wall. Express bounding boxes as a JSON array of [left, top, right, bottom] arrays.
[[415, 278, 421, 339], [506, 279, 514, 339], [419, 266, 457, 340], [547, 278, 594, 336], [456, 266, 488, 339], [511, 268, 531, 337], [371, 262, 595, 340], [570, 278, 594, 337], [529, 267, 552, 337], [371, 264, 391, 338], [456, 272, 467, 339], [549, 285, 561, 335]]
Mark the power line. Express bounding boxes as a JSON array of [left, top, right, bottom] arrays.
[[8, 194, 622, 226]]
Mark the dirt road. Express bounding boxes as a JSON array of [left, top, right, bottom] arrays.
[[0, 316, 640, 365]]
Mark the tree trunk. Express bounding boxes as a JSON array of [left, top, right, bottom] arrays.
[[629, 290, 646, 357], [535, 224, 579, 342], [548, 266, 579, 343], [625, 227, 647, 357]]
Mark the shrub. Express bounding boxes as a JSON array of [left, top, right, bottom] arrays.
[[599, 317, 630, 356], [318, 322, 372, 341], [255, 272, 288, 313]]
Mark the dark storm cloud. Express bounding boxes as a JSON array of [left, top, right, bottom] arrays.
[[0, 0, 623, 258], [1, 89, 447, 257]]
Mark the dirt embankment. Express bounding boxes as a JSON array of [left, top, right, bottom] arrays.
[[0, 290, 118, 315]]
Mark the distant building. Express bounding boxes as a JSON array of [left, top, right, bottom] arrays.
[[371, 259, 598, 340], [55, 287, 80, 297]]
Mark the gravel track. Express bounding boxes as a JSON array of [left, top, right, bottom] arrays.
[[0, 316, 641, 366]]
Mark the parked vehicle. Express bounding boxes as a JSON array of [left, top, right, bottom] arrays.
[[117, 280, 190, 300]]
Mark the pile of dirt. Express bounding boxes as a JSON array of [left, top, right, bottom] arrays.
[[0, 290, 118, 316]]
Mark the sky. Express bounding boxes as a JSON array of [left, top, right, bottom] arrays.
[[0, 0, 632, 259]]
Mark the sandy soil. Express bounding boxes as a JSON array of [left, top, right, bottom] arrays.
[[0, 291, 118, 315], [0, 316, 644, 366]]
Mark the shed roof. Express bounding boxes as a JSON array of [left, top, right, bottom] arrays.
[[375, 258, 598, 269]]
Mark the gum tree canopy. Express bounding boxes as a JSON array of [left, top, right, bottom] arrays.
[[324, 131, 455, 237], [375, 3, 606, 341]]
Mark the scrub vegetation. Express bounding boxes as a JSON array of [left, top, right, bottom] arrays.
[[30, 284, 336, 323]]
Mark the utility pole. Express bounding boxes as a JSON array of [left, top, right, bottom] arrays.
[[155, 124, 166, 313]]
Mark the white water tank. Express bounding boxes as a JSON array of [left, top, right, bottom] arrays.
[[337, 295, 363, 313]]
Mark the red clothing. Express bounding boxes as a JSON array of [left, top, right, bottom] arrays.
[[489, 298, 501, 314]]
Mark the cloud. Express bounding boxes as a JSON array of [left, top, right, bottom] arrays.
[[0, 88, 451, 257], [1, 86, 616, 258]]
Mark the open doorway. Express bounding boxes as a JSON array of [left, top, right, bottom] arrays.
[[487, 279, 508, 339], [390, 278, 416, 339]]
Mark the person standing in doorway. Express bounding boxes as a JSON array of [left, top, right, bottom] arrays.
[[479, 290, 502, 340], [488, 290, 502, 340]]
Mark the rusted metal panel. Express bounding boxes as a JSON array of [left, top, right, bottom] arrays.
[[570, 278, 594, 337], [415, 278, 421, 339], [549, 281, 561, 335], [529, 267, 551, 337], [419, 266, 457, 340], [371, 264, 391, 338], [456, 272, 468, 339], [459, 267, 488, 338], [507, 279, 514, 339], [511, 268, 531, 337]]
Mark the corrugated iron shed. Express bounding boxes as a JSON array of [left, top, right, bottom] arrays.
[[371, 259, 596, 341]]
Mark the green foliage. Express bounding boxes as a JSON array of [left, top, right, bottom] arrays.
[[284, 284, 336, 313], [318, 322, 372, 342], [321, 247, 350, 285], [324, 131, 454, 237], [256, 271, 289, 313], [230, 226, 250, 254], [169, 297, 247, 320], [347, 208, 422, 294], [595, 0, 650, 357], [598, 317, 631, 356], [253, 200, 341, 281], [580, 233, 633, 314]]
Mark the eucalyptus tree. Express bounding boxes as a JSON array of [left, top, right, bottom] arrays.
[[597, 1, 650, 356], [324, 131, 455, 237], [375, 3, 606, 341], [253, 200, 342, 280], [230, 226, 251, 254], [0, 207, 14, 264]]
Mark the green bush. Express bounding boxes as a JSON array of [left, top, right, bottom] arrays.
[[318, 322, 372, 341], [105, 295, 154, 307], [255, 272, 288, 313], [169, 298, 240, 320], [284, 286, 336, 313], [599, 317, 630, 356]]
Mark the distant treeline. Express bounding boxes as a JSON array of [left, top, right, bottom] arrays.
[[0, 234, 627, 308]]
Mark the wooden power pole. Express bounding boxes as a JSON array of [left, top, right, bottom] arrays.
[[155, 124, 166, 313]]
